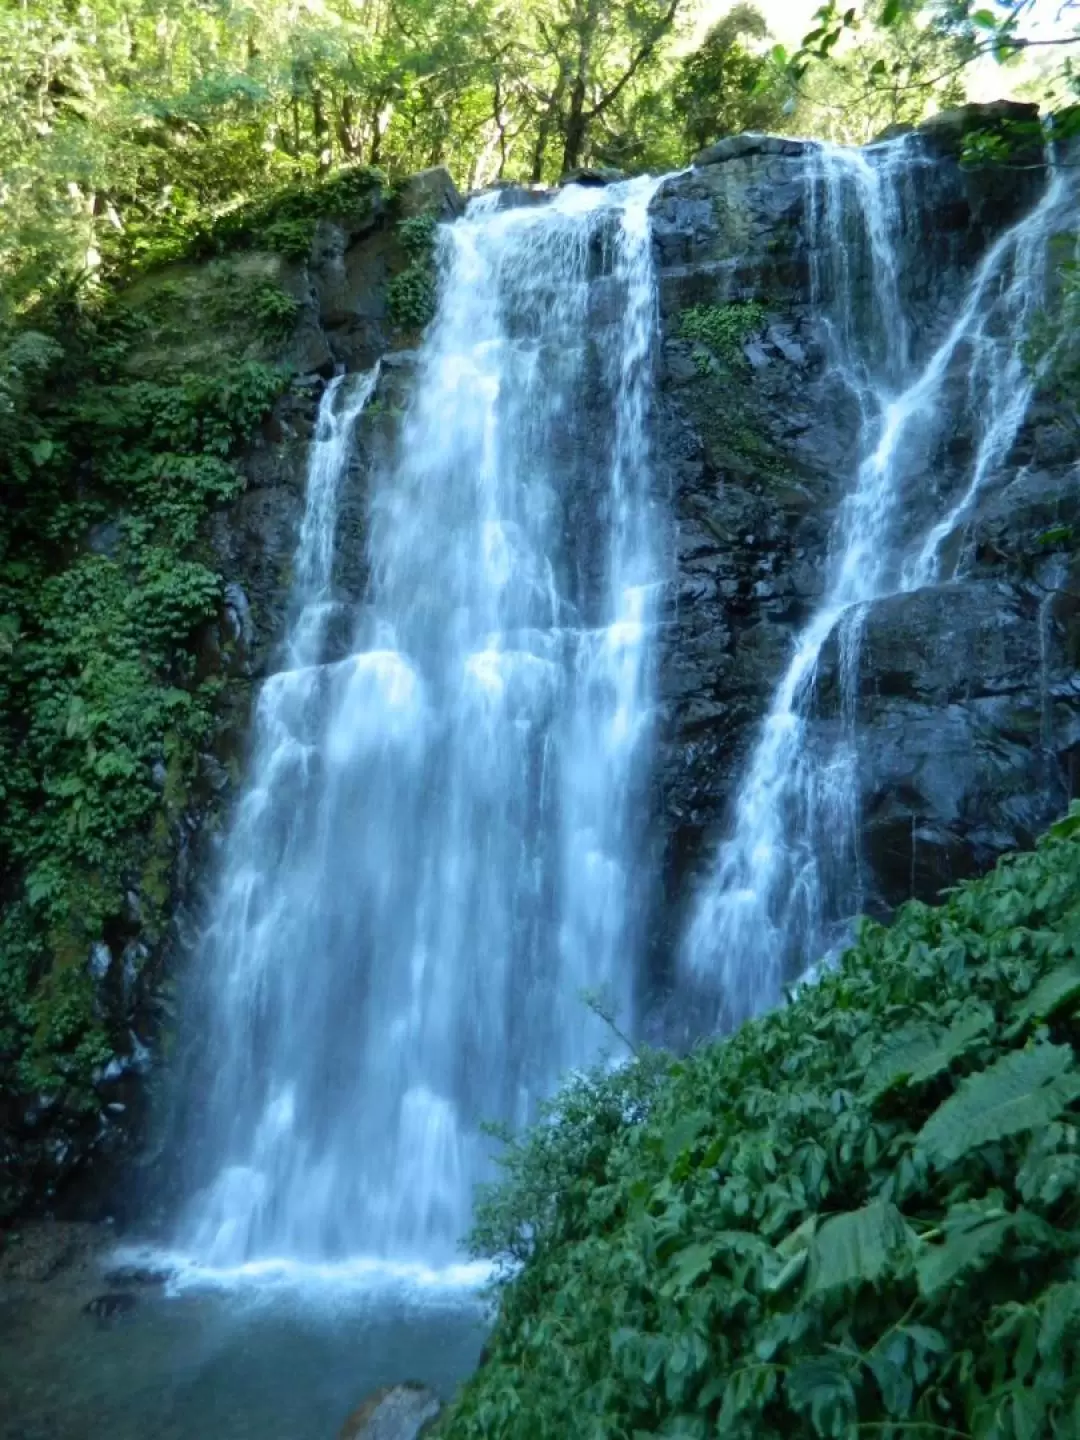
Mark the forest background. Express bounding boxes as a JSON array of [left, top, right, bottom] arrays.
[[3, 0, 1078, 323]]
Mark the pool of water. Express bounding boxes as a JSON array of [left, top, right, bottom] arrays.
[[0, 1233, 488, 1440]]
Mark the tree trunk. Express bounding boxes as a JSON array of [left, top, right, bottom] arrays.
[[561, 85, 588, 173], [369, 106, 384, 166], [530, 84, 562, 183], [336, 93, 362, 158], [560, 0, 601, 173], [312, 89, 331, 171]]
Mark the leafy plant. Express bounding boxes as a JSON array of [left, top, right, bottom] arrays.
[[387, 211, 439, 331], [679, 300, 766, 373], [443, 805, 1080, 1440], [0, 271, 287, 1199]]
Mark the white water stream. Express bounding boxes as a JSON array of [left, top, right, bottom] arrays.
[[174, 138, 1072, 1274], [179, 178, 662, 1269], [683, 142, 1073, 1019]]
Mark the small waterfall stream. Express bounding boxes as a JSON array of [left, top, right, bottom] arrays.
[[683, 142, 1074, 1019], [179, 177, 662, 1269]]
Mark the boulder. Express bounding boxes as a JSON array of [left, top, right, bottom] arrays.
[[692, 133, 811, 167], [338, 1382, 442, 1440], [558, 165, 627, 187], [396, 166, 464, 220]]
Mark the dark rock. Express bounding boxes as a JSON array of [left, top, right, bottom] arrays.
[[0, 1222, 106, 1282], [101, 1262, 171, 1287], [917, 101, 1041, 155], [338, 1382, 442, 1440], [83, 1291, 138, 1322], [559, 165, 627, 187], [647, 124, 1079, 995], [693, 133, 812, 167], [396, 166, 464, 220], [482, 182, 551, 210]]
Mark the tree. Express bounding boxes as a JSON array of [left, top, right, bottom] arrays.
[[505, 0, 686, 179], [787, 0, 972, 143], [785, 0, 1080, 142], [673, 4, 790, 154]]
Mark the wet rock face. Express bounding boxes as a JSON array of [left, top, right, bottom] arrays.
[[648, 117, 1079, 966], [830, 477, 1080, 913], [26, 127, 1077, 1212]]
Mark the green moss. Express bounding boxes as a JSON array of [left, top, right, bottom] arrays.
[[679, 300, 766, 373], [682, 349, 793, 486]]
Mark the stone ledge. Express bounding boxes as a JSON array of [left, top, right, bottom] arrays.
[[692, 133, 813, 167]]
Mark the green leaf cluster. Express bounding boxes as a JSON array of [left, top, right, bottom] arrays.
[[444, 805, 1080, 1440], [387, 213, 439, 332], [0, 276, 288, 1192], [678, 301, 766, 374]]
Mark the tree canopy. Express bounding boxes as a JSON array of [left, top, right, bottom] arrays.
[[2, 0, 1078, 318]]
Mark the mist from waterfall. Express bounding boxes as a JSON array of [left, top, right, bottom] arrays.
[[177, 177, 663, 1269], [682, 140, 1074, 1022]]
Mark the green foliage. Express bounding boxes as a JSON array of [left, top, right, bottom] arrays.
[[0, 275, 287, 1131], [397, 212, 439, 259], [678, 301, 766, 373], [193, 164, 387, 266], [779, 2, 1079, 146], [445, 805, 1080, 1440], [387, 212, 439, 331], [248, 281, 301, 341], [0, 0, 696, 315], [1, 0, 1073, 330], [673, 5, 788, 154]]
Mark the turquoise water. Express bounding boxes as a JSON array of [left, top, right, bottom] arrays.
[[0, 1255, 487, 1439]]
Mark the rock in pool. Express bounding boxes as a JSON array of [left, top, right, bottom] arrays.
[[83, 1291, 139, 1322], [338, 1381, 442, 1440]]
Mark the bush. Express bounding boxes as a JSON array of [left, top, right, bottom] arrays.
[[0, 288, 287, 1134], [445, 806, 1080, 1440], [387, 211, 438, 331]]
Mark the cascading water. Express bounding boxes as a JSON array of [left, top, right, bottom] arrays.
[[179, 177, 663, 1269], [683, 139, 1075, 1021]]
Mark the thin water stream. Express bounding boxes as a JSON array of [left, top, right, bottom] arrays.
[[683, 143, 1073, 1021]]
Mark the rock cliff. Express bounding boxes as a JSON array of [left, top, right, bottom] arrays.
[[6, 111, 1078, 1218], [648, 113, 1078, 1008]]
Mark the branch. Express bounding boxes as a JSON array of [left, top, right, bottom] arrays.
[[586, 0, 682, 120]]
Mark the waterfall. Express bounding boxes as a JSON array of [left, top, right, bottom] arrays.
[[682, 141, 1074, 1021], [179, 177, 663, 1269]]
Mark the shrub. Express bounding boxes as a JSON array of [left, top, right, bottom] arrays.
[[387, 211, 439, 331], [0, 288, 287, 1140], [445, 806, 1080, 1440]]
